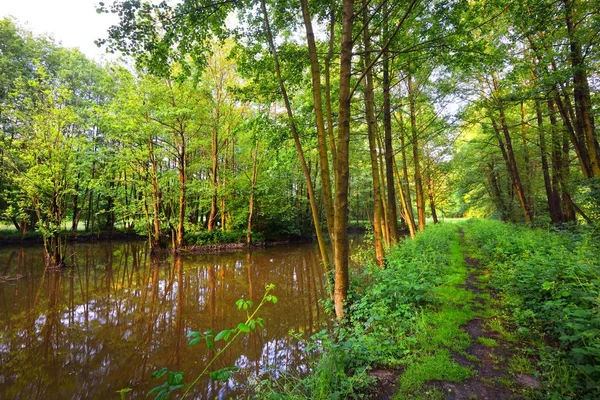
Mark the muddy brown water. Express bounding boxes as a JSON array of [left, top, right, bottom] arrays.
[[0, 240, 335, 399]]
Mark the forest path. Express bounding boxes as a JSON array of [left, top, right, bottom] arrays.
[[425, 228, 540, 399], [371, 226, 542, 400]]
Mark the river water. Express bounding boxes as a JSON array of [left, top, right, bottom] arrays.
[[0, 241, 331, 399]]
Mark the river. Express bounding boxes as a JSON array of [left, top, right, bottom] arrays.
[[0, 240, 336, 399]]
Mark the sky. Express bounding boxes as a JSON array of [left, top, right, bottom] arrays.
[[1, 0, 119, 61]]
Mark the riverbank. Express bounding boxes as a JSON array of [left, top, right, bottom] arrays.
[[257, 220, 599, 399]]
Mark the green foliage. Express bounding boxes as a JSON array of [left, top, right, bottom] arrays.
[[184, 229, 247, 245], [465, 219, 600, 398], [256, 224, 472, 399]]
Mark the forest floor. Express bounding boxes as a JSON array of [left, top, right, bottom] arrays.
[[371, 227, 541, 400]]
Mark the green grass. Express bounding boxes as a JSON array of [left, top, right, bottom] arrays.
[[396, 350, 474, 396], [463, 219, 600, 398], [477, 337, 498, 348], [393, 225, 477, 396]]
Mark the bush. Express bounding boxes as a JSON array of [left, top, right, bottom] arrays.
[[184, 230, 247, 245]]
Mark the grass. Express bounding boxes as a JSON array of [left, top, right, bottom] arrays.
[[477, 337, 498, 348], [394, 226, 476, 397], [464, 219, 600, 398], [257, 219, 599, 399], [396, 350, 474, 395]]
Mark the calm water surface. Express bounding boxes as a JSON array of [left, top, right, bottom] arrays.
[[0, 241, 330, 399]]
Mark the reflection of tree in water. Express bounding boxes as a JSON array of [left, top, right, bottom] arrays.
[[0, 242, 328, 399]]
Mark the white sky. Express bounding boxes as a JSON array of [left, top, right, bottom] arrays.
[[0, 0, 119, 61]]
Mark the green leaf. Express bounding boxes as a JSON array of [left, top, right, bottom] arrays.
[[148, 382, 168, 395], [236, 299, 244, 310], [205, 337, 214, 349], [238, 323, 251, 333], [215, 329, 230, 342], [257, 317, 264, 328], [155, 389, 169, 400], [187, 331, 200, 339], [151, 367, 168, 379], [168, 384, 185, 391], [167, 371, 183, 386], [188, 337, 201, 347]]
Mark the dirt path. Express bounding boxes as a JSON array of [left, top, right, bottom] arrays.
[[429, 230, 539, 399], [368, 227, 541, 399]]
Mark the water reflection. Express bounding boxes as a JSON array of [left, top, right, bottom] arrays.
[[0, 242, 328, 399]]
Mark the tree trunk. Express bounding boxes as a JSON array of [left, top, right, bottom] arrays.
[[536, 99, 562, 223], [332, 0, 354, 320], [300, 0, 335, 241], [362, 8, 385, 266], [208, 124, 219, 231], [325, 8, 337, 168], [426, 166, 438, 224], [408, 73, 426, 231], [382, 35, 399, 244], [247, 140, 259, 246], [393, 154, 416, 238], [490, 76, 533, 222], [398, 113, 417, 237], [563, 0, 600, 177], [148, 134, 163, 250], [259, 0, 330, 272]]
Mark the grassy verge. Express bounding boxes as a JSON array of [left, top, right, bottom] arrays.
[[255, 223, 475, 399], [255, 219, 599, 400], [464, 219, 600, 399]]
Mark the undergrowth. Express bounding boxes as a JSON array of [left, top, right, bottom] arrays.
[[464, 219, 600, 399], [254, 223, 471, 399]]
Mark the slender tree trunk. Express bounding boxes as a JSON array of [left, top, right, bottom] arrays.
[[426, 166, 438, 224], [72, 175, 80, 233], [208, 124, 219, 231], [520, 102, 534, 212], [393, 155, 416, 238], [553, 86, 592, 177], [490, 76, 533, 222], [484, 163, 509, 220], [536, 100, 561, 223], [247, 140, 259, 246], [259, 0, 330, 272], [325, 8, 337, 167], [300, 0, 335, 241], [177, 145, 185, 249], [332, 0, 354, 320], [398, 114, 417, 237], [408, 73, 426, 231], [382, 43, 398, 244], [362, 8, 385, 266], [148, 134, 163, 250], [563, 0, 600, 177]]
